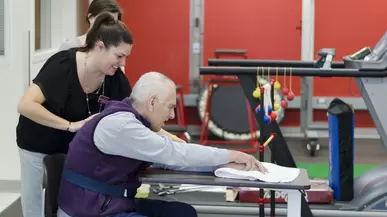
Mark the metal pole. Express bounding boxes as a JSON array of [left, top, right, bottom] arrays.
[[200, 67, 387, 77], [270, 84, 276, 217], [259, 85, 265, 217], [189, 0, 203, 94], [207, 58, 345, 68]]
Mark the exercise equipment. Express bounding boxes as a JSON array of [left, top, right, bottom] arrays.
[[197, 71, 285, 143], [198, 77, 260, 153], [328, 98, 355, 202], [200, 35, 387, 216], [198, 50, 285, 146], [208, 49, 340, 156], [198, 49, 260, 153]]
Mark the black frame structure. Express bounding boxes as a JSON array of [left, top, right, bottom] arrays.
[[207, 58, 345, 68], [199, 62, 387, 217]]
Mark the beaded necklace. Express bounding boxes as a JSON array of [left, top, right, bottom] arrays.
[[84, 53, 105, 116]]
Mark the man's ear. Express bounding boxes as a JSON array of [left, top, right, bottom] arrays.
[[148, 95, 156, 112]]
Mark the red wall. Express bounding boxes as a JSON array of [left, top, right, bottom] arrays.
[[117, 0, 190, 93], [117, 0, 387, 128], [202, 0, 302, 127], [313, 0, 387, 127], [203, 0, 302, 92]]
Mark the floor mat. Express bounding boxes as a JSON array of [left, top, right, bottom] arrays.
[[296, 163, 377, 179]]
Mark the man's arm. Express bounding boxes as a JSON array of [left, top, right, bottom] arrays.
[[93, 112, 231, 167]]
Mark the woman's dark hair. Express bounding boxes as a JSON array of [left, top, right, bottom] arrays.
[[86, 0, 122, 26], [78, 12, 133, 52]]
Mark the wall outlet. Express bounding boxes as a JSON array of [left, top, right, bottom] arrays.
[[317, 98, 326, 104]]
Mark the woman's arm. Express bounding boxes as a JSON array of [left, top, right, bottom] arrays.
[[18, 50, 96, 132], [17, 84, 88, 132]]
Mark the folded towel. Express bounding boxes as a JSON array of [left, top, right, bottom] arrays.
[[214, 162, 300, 183]]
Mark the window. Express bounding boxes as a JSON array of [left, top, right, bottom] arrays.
[[33, 0, 89, 52], [0, 0, 4, 55], [35, 0, 51, 51]]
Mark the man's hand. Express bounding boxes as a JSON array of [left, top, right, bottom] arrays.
[[228, 150, 267, 173]]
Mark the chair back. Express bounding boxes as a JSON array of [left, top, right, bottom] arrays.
[[42, 154, 66, 217]]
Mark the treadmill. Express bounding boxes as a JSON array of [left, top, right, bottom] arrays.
[[190, 34, 387, 216]]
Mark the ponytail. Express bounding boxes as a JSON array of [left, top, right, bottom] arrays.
[[91, 11, 116, 30], [77, 12, 133, 52]]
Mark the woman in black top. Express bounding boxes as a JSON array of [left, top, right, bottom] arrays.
[[16, 12, 134, 217]]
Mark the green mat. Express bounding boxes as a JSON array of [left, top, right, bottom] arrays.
[[296, 163, 377, 179]]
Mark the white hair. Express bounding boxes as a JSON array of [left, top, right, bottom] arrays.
[[130, 72, 176, 105]]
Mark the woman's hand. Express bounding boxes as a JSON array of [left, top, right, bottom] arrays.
[[170, 135, 186, 143], [67, 113, 99, 132]]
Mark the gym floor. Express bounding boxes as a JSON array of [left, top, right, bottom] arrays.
[[285, 138, 387, 164]]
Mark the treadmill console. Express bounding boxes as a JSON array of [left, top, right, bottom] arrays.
[[343, 48, 387, 70], [348, 47, 371, 60]]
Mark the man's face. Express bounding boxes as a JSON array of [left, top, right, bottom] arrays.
[[148, 85, 176, 132]]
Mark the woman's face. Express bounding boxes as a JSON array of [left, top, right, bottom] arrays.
[[97, 42, 132, 76]]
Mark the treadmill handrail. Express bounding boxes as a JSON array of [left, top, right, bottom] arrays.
[[199, 66, 387, 77], [207, 58, 345, 68]]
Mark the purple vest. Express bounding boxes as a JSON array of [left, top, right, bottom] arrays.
[[58, 98, 152, 217]]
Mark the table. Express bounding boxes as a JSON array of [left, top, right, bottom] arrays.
[[139, 168, 311, 217]]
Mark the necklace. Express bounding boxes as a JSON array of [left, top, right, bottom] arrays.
[[84, 53, 105, 116]]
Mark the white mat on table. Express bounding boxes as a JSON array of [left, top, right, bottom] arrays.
[[214, 162, 300, 183]]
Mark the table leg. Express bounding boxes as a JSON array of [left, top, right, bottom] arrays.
[[286, 190, 302, 217]]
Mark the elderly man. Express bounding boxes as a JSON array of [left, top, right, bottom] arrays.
[[57, 72, 265, 217]]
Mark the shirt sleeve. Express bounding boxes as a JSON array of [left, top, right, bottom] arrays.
[[32, 51, 72, 113], [93, 112, 231, 167], [57, 38, 82, 51], [57, 42, 72, 52]]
